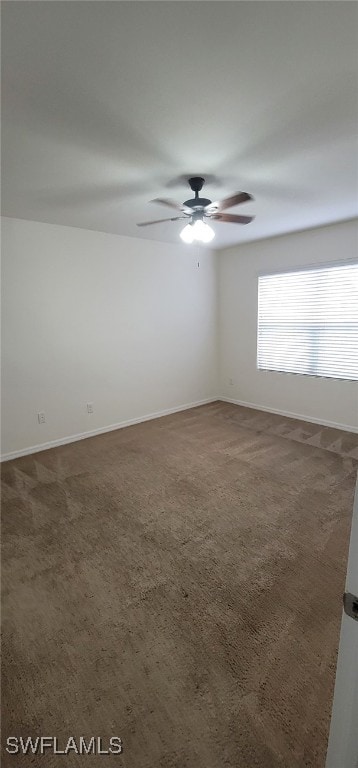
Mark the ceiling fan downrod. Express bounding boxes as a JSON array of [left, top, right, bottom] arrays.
[[184, 177, 212, 210]]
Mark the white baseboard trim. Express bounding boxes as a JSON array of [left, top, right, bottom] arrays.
[[219, 397, 358, 434], [1, 397, 219, 462]]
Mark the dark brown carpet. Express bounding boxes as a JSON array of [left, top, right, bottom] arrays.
[[2, 402, 357, 767]]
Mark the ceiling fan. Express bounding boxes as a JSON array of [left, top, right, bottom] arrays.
[[137, 177, 255, 243]]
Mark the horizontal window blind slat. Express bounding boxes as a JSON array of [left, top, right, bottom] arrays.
[[257, 263, 358, 381]]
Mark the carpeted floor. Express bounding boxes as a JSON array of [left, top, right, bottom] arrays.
[[2, 402, 358, 768]]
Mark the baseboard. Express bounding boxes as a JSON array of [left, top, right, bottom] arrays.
[[219, 397, 358, 434], [0, 397, 219, 462], [3, 395, 355, 461]]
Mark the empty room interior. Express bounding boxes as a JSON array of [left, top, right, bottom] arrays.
[[1, 2, 358, 767]]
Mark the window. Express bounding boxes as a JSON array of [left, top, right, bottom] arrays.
[[257, 262, 358, 381]]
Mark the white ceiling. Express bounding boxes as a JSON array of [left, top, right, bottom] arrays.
[[2, 1, 358, 249]]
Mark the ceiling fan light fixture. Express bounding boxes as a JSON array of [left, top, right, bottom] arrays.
[[192, 219, 215, 243], [180, 219, 215, 244], [180, 223, 195, 243]]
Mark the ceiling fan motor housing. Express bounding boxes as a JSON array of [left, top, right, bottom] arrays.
[[184, 197, 212, 209]]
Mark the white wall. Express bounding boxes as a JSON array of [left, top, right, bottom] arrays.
[[2, 217, 357, 459], [218, 219, 358, 431], [1, 217, 218, 458]]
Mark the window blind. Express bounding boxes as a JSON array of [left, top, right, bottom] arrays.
[[257, 262, 358, 381]]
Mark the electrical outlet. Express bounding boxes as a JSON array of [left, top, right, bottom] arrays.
[[87, 402, 94, 414], [38, 411, 46, 424]]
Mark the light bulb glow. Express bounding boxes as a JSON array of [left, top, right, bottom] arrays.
[[180, 219, 215, 244], [180, 224, 195, 243], [192, 220, 215, 243]]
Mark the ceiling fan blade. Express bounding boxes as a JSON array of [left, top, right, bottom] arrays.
[[151, 197, 192, 214], [210, 213, 254, 225], [137, 216, 187, 227], [205, 191, 253, 212]]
